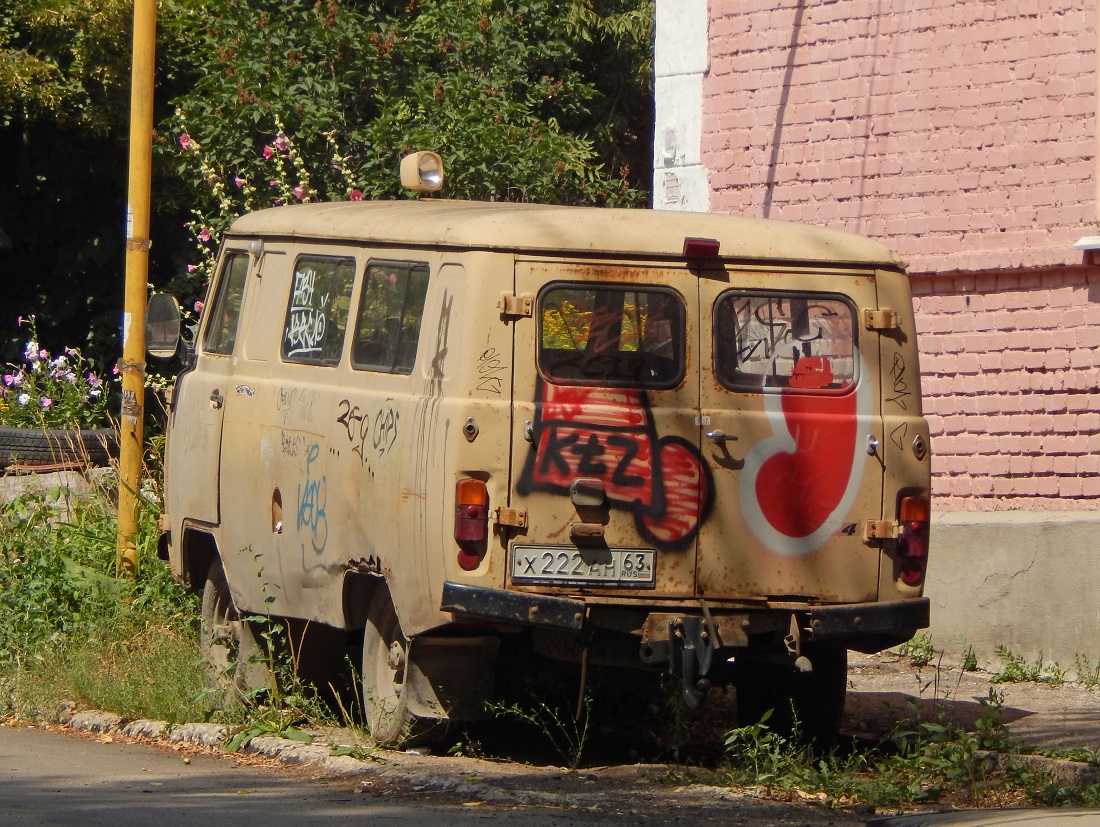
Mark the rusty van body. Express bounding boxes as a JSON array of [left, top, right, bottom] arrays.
[[160, 199, 931, 744]]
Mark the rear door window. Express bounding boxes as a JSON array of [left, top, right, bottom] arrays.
[[538, 284, 685, 388], [713, 292, 857, 392]]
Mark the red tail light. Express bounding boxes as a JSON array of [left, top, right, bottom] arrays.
[[897, 495, 930, 586], [455, 478, 489, 571]]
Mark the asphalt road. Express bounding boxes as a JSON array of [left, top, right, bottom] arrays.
[[0, 723, 604, 827]]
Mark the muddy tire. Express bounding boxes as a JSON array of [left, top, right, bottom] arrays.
[[199, 558, 273, 704], [361, 588, 439, 747], [0, 427, 117, 469]]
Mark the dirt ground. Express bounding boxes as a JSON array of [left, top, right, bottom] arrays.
[[845, 651, 1100, 753]]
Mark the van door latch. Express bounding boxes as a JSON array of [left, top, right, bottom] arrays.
[[495, 507, 528, 529], [498, 293, 534, 318], [862, 308, 898, 330]]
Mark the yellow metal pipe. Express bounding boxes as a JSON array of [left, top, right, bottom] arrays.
[[117, 0, 156, 576]]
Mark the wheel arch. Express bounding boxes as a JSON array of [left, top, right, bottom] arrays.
[[180, 526, 219, 593]]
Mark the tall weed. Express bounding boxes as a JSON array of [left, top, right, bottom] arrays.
[[0, 470, 206, 722]]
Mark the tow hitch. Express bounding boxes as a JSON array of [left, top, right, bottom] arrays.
[[640, 615, 720, 710]]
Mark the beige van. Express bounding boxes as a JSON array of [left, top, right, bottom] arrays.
[[157, 195, 931, 744]]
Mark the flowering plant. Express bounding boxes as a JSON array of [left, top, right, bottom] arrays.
[[0, 316, 111, 431]]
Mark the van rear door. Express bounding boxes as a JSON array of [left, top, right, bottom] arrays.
[[509, 260, 708, 599], [696, 269, 884, 603]]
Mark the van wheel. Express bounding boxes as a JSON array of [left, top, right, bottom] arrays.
[[361, 589, 434, 747], [200, 558, 273, 704], [734, 647, 847, 745]]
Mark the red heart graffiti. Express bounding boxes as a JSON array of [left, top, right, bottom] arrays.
[[754, 391, 859, 539]]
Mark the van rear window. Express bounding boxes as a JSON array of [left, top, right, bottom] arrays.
[[351, 260, 430, 374], [538, 285, 684, 388], [713, 292, 857, 392], [281, 256, 355, 365]]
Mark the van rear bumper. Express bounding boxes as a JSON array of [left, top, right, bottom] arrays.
[[441, 581, 929, 647]]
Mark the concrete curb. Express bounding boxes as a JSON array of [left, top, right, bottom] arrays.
[[60, 708, 608, 807], [61, 705, 1100, 801]]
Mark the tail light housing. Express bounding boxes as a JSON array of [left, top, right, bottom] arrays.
[[454, 478, 489, 571], [896, 495, 930, 586]]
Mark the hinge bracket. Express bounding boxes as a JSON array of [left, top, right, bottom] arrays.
[[499, 293, 534, 318], [863, 519, 898, 544], [495, 506, 528, 529], [863, 308, 898, 330]]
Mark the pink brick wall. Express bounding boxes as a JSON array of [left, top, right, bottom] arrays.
[[704, 0, 1098, 274], [703, 0, 1100, 511], [913, 268, 1100, 510]]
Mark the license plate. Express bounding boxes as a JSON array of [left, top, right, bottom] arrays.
[[510, 546, 656, 587]]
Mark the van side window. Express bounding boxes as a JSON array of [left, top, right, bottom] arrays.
[[713, 292, 857, 392], [538, 285, 684, 388], [281, 256, 355, 365], [351, 261, 430, 374], [202, 252, 250, 355]]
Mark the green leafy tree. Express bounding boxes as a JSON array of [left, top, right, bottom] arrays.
[[162, 0, 653, 295], [0, 0, 654, 361]]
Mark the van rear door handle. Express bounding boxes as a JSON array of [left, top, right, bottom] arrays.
[[706, 430, 734, 443], [210, 390, 224, 410]]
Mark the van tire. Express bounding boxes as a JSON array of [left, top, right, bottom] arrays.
[[199, 558, 273, 704], [361, 588, 438, 747], [734, 647, 847, 745]]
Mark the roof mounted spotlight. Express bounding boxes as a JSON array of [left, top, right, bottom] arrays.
[[400, 151, 444, 193]]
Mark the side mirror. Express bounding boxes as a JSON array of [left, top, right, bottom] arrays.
[[146, 293, 182, 359]]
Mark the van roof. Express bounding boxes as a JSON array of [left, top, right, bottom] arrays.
[[227, 200, 902, 268]]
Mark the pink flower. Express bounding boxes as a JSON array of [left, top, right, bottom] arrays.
[[112, 365, 120, 377], [194, 300, 204, 313], [275, 135, 288, 151], [39, 397, 52, 408], [269, 179, 278, 187], [263, 145, 274, 160], [199, 227, 211, 243], [349, 189, 363, 201], [234, 175, 245, 188], [293, 185, 307, 200], [389, 273, 397, 286], [187, 264, 197, 273], [87, 372, 103, 389], [178, 133, 192, 150]]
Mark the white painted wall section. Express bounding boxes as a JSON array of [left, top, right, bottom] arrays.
[[653, 0, 709, 212]]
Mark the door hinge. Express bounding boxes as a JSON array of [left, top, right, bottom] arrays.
[[863, 519, 898, 544], [863, 308, 898, 330], [498, 293, 534, 318], [495, 506, 528, 529]]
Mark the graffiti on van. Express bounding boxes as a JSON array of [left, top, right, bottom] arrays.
[[739, 369, 871, 557], [475, 347, 508, 396], [285, 267, 331, 358], [277, 386, 316, 426], [296, 442, 329, 554], [887, 352, 914, 410], [335, 398, 400, 465], [518, 381, 713, 550]]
